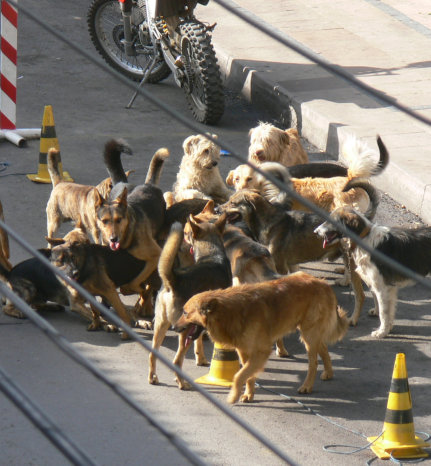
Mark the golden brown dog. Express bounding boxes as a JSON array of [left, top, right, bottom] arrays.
[[0, 200, 12, 271], [46, 139, 133, 244], [248, 122, 309, 166], [185, 200, 289, 358], [175, 271, 348, 403], [229, 135, 388, 214]]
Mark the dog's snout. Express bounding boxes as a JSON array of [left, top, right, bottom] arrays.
[[212, 161, 218, 167]]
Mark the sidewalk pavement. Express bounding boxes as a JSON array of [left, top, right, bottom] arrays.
[[199, 0, 431, 223]]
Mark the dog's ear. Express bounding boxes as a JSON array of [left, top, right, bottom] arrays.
[[46, 237, 65, 246], [183, 135, 198, 154], [214, 213, 227, 234], [94, 189, 105, 208], [114, 187, 128, 206], [226, 170, 234, 186], [201, 200, 215, 214], [281, 130, 291, 146], [201, 298, 217, 315], [188, 214, 203, 238]]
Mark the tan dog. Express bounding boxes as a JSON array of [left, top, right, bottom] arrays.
[[229, 135, 389, 215], [0, 200, 12, 271], [248, 122, 308, 166], [175, 271, 348, 403], [170, 133, 232, 204], [46, 139, 133, 244]]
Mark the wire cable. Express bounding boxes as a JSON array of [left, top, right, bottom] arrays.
[[0, 366, 97, 466], [0, 281, 206, 466], [0, 219, 298, 466]]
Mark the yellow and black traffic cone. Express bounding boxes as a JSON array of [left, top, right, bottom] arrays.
[[195, 342, 240, 387], [27, 105, 73, 183], [367, 353, 429, 460]]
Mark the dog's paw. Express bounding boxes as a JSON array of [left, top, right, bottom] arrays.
[[120, 331, 131, 340], [371, 328, 388, 339], [348, 316, 359, 326], [195, 357, 209, 367], [176, 378, 192, 390], [320, 370, 333, 381], [227, 392, 240, 404], [297, 385, 312, 394], [240, 393, 254, 403], [136, 319, 153, 330], [3, 304, 26, 319], [276, 347, 290, 358], [87, 322, 101, 332], [148, 373, 159, 385], [103, 323, 118, 333]]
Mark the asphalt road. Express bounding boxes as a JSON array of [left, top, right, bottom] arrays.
[[0, 1, 430, 465]]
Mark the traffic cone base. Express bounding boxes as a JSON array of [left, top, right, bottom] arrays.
[[195, 343, 240, 387], [368, 353, 429, 460], [27, 105, 73, 184]]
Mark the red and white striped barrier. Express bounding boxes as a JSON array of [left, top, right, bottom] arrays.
[[0, 0, 39, 146]]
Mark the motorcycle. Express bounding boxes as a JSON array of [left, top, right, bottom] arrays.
[[87, 0, 225, 125]]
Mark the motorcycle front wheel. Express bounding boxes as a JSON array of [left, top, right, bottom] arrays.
[[87, 0, 171, 83], [179, 21, 225, 125]]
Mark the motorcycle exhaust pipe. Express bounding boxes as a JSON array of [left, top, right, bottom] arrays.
[[119, 0, 136, 57]]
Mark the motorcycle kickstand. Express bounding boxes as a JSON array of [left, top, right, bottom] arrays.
[[126, 53, 158, 109]]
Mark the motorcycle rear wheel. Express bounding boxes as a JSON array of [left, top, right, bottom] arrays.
[[179, 21, 225, 125], [87, 0, 171, 83]]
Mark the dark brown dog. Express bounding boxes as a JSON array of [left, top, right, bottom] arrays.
[[50, 240, 150, 339], [97, 146, 169, 295], [149, 212, 232, 389], [175, 271, 348, 403]]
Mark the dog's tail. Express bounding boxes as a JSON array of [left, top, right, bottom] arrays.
[[158, 221, 183, 291], [343, 178, 380, 220], [103, 139, 133, 185], [145, 148, 170, 185], [342, 135, 389, 179], [47, 148, 63, 187], [254, 162, 294, 208], [327, 305, 349, 344]]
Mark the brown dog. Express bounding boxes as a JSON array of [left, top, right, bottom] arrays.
[[46, 139, 133, 243], [176, 271, 348, 403]]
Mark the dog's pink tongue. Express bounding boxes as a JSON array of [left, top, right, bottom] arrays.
[[110, 241, 121, 251], [323, 238, 328, 249], [185, 325, 197, 347]]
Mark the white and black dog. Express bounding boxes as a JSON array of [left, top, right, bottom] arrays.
[[315, 190, 431, 338]]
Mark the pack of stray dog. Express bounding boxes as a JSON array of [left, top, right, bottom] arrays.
[[3, 126, 427, 404]]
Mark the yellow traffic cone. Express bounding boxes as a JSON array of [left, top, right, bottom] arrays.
[[195, 342, 240, 387], [27, 105, 73, 183], [367, 353, 429, 460]]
